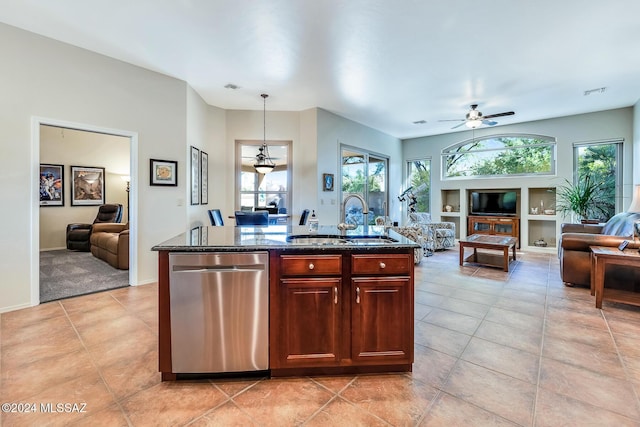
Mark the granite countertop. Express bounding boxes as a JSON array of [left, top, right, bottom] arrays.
[[152, 225, 420, 252]]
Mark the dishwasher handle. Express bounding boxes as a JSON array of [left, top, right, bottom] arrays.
[[172, 264, 266, 273]]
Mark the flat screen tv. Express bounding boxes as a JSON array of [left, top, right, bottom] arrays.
[[470, 191, 517, 216]]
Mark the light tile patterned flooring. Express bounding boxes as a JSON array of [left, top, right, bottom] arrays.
[[2, 246, 640, 426]]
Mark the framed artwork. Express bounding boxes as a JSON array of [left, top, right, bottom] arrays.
[[39, 164, 64, 206], [190, 146, 200, 205], [150, 159, 178, 186], [71, 166, 105, 206], [190, 226, 200, 245], [323, 173, 334, 192], [200, 151, 208, 205]]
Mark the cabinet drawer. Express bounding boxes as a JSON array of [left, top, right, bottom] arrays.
[[352, 254, 411, 275], [280, 254, 342, 276]]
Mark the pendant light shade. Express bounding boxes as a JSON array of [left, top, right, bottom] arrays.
[[254, 93, 275, 174]]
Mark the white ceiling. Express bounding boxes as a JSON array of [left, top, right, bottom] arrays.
[[3, 0, 640, 139]]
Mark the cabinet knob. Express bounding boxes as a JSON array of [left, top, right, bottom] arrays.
[[379, 262, 386, 269], [308, 263, 315, 270]]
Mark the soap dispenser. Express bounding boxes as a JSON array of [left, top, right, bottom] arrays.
[[308, 210, 319, 233]]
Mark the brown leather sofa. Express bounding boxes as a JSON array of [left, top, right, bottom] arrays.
[[66, 204, 123, 251], [559, 212, 640, 289], [90, 223, 129, 270]]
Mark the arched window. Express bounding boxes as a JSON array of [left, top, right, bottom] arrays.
[[441, 134, 556, 179]]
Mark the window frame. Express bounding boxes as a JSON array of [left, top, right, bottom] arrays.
[[441, 133, 557, 180], [405, 158, 431, 214], [572, 138, 623, 217], [339, 145, 389, 224], [235, 140, 292, 214]]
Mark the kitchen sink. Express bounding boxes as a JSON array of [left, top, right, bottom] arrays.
[[286, 236, 349, 245], [286, 235, 398, 246], [345, 236, 399, 245]]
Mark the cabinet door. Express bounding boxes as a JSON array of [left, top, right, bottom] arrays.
[[276, 278, 341, 367], [494, 222, 513, 235], [472, 220, 491, 233], [351, 277, 412, 363]]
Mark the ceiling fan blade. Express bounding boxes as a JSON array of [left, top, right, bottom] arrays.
[[482, 119, 498, 126], [451, 122, 467, 129], [482, 111, 514, 119], [438, 119, 465, 122]]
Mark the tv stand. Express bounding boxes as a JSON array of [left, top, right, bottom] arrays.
[[468, 215, 520, 248]]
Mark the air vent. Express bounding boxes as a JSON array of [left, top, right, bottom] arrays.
[[584, 87, 606, 96], [224, 83, 240, 90], [412, 120, 427, 124]]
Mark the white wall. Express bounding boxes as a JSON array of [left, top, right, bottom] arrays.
[[225, 109, 306, 222], [634, 101, 639, 184], [186, 86, 227, 227], [39, 126, 130, 250], [316, 109, 403, 224], [0, 23, 190, 312]]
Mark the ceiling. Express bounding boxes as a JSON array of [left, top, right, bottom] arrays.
[[3, 0, 640, 139]]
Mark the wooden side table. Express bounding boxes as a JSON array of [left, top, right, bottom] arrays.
[[590, 245, 640, 309]]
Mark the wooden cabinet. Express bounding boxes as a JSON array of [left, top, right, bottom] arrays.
[[270, 250, 414, 376], [351, 254, 413, 363], [468, 215, 520, 248], [272, 254, 344, 369]]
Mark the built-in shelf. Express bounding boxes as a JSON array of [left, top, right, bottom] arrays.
[[527, 187, 558, 248], [441, 189, 461, 214]]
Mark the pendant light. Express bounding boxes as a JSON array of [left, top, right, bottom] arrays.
[[254, 93, 275, 174]]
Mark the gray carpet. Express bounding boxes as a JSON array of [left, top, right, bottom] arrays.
[[40, 250, 129, 302]]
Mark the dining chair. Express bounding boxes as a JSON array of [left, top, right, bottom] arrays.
[[299, 209, 310, 225], [234, 211, 269, 226], [207, 209, 224, 226]]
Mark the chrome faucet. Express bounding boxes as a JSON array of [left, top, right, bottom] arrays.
[[338, 194, 369, 234]]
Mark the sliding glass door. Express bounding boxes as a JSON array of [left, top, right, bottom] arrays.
[[340, 147, 388, 225]]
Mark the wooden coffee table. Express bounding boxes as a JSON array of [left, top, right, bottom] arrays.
[[590, 245, 640, 309], [459, 234, 518, 272]]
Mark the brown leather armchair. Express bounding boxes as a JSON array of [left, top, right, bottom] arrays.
[[90, 223, 129, 269], [559, 212, 640, 288], [66, 204, 123, 251]]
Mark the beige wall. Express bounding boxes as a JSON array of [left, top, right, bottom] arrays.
[[0, 23, 190, 312], [39, 126, 130, 250]]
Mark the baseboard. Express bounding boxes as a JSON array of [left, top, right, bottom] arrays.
[[0, 301, 34, 314], [40, 247, 67, 252]]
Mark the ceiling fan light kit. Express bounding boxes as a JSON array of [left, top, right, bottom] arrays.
[[440, 104, 515, 130]]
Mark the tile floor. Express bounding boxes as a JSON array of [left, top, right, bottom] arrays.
[[2, 246, 640, 426]]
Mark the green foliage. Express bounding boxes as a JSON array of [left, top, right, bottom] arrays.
[[445, 137, 553, 177], [556, 174, 609, 221], [408, 161, 430, 212], [576, 144, 616, 220]]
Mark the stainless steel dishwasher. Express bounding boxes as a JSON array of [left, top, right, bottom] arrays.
[[168, 252, 269, 374]]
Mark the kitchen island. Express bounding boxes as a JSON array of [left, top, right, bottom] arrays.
[[152, 225, 419, 380]]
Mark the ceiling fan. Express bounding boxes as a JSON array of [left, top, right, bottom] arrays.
[[439, 104, 515, 129]]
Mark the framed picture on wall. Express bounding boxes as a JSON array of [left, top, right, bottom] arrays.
[[190, 146, 200, 205], [39, 164, 64, 206], [71, 166, 105, 206], [150, 159, 178, 186], [323, 173, 334, 192], [200, 151, 208, 205]]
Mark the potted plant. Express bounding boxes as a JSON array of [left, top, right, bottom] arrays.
[[556, 174, 609, 222]]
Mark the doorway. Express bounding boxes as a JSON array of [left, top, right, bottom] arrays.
[[33, 118, 138, 304]]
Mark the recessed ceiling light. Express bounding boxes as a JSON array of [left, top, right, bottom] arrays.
[[412, 120, 427, 124], [224, 83, 240, 90], [584, 87, 607, 96]]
